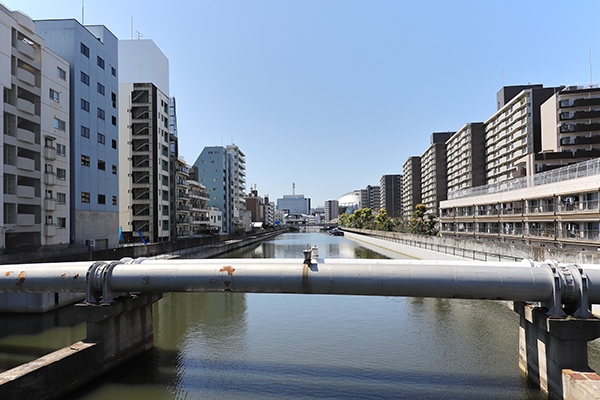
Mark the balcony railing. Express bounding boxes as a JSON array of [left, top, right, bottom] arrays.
[[448, 158, 600, 200], [557, 200, 599, 212], [525, 204, 555, 214], [558, 229, 600, 241]]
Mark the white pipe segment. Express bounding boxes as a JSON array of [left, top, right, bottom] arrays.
[[3, 258, 600, 304]]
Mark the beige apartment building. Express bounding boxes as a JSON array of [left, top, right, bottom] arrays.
[[440, 158, 600, 250], [1, 5, 70, 249], [539, 84, 600, 170]]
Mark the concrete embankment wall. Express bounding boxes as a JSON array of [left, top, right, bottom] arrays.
[[343, 228, 600, 264]]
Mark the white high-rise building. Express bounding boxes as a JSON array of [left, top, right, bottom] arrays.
[[118, 39, 171, 243]]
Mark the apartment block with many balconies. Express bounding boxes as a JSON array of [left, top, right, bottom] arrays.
[[446, 123, 485, 194], [420, 132, 453, 216], [539, 84, 600, 170], [402, 156, 421, 219], [1, 5, 71, 249], [485, 86, 558, 184]]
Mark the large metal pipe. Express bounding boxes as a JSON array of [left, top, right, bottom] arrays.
[[2, 259, 600, 305]]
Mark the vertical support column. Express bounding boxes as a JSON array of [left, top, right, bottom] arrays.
[[76, 293, 163, 367], [510, 301, 600, 399]]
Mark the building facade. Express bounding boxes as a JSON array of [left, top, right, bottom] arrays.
[[36, 19, 119, 249], [420, 132, 453, 216], [439, 158, 600, 250], [402, 156, 421, 219], [1, 6, 71, 249], [277, 194, 311, 215], [324, 200, 339, 222], [485, 86, 557, 184], [117, 39, 171, 243], [380, 174, 402, 219], [194, 145, 242, 233], [446, 123, 485, 194], [226, 144, 247, 232], [539, 85, 600, 170]]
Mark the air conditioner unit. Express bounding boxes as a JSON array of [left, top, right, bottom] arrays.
[[86, 239, 96, 250]]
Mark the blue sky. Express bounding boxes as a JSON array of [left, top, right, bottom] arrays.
[[6, 0, 600, 206]]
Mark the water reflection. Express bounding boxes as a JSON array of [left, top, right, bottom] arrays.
[[62, 232, 545, 399]]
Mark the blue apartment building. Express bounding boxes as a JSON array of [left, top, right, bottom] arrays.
[[35, 20, 119, 249]]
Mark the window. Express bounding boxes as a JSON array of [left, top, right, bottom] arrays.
[[97, 82, 105, 95], [162, 145, 168, 157], [80, 43, 89, 57], [81, 98, 90, 112], [112, 164, 117, 174], [163, 205, 169, 216], [80, 71, 89, 85], [98, 194, 105, 204], [111, 92, 116, 108], [162, 175, 168, 186], [112, 139, 117, 149], [81, 155, 90, 167], [57, 168, 66, 180], [57, 67, 66, 80], [49, 88, 59, 102], [97, 108, 105, 120], [97, 56, 105, 69], [162, 190, 169, 201], [97, 132, 105, 144], [98, 160, 105, 170], [57, 192, 66, 204], [111, 115, 116, 126], [163, 220, 169, 230], [81, 192, 90, 203], [54, 118, 65, 131], [81, 126, 90, 138], [57, 217, 66, 228], [111, 66, 116, 77], [162, 160, 169, 171], [112, 195, 117, 205]]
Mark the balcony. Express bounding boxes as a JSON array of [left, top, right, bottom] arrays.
[[44, 224, 56, 237], [561, 97, 600, 109], [17, 97, 35, 115], [17, 156, 35, 171], [17, 213, 34, 226], [558, 229, 600, 241], [44, 197, 57, 211], [17, 185, 34, 198], [17, 40, 36, 60], [560, 122, 600, 134], [17, 67, 35, 87], [525, 204, 555, 214], [17, 128, 35, 144], [44, 172, 56, 186], [560, 136, 600, 146], [558, 200, 599, 212]]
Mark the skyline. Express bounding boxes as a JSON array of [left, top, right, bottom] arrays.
[[4, 0, 600, 206]]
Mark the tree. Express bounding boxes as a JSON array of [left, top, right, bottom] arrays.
[[375, 210, 393, 231], [408, 204, 438, 235], [338, 213, 349, 227], [353, 208, 375, 229]]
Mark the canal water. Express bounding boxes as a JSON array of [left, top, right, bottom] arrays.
[[4, 231, 600, 399]]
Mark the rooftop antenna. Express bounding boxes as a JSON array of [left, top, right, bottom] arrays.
[[82, 0, 84, 25], [293, 183, 295, 195], [135, 31, 143, 40]]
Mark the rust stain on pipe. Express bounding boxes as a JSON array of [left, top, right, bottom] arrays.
[[61, 273, 68, 278], [209, 279, 218, 284], [73, 273, 80, 279], [220, 266, 235, 276], [5, 271, 13, 276], [224, 281, 231, 287], [16, 271, 26, 287]]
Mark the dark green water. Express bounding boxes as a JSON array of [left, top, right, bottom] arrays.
[[6, 232, 600, 398]]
